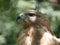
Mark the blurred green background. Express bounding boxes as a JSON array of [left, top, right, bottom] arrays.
[[0, 0, 60, 45]]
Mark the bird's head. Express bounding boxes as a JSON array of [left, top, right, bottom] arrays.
[[17, 10, 37, 23], [17, 10, 50, 30]]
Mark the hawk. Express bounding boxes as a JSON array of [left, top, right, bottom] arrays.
[[17, 10, 60, 45]]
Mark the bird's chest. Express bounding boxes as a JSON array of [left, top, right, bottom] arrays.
[[40, 32, 57, 45], [25, 36, 32, 45]]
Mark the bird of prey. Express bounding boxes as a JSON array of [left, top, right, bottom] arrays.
[[17, 10, 60, 45]]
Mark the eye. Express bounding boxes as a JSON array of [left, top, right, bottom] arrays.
[[28, 13, 35, 16]]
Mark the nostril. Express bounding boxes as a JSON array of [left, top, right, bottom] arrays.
[[16, 16, 21, 20]]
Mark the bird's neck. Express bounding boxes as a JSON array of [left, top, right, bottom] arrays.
[[26, 25, 52, 36], [24, 26, 40, 45]]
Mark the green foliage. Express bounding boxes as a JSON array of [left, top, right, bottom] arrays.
[[0, 0, 10, 11]]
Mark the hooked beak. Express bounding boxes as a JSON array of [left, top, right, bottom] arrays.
[[16, 13, 25, 21]]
